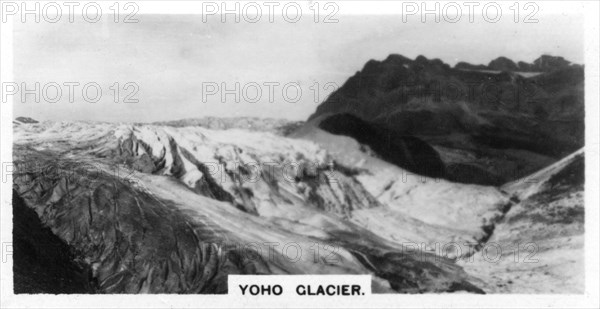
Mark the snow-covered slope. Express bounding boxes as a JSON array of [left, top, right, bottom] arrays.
[[293, 123, 511, 252], [460, 150, 584, 293], [11, 120, 584, 293], [16, 121, 508, 250], [294, 122, 585, 293]]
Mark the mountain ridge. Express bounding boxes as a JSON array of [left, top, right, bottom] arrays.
[[305, 53, 584, 186], [456, 54, 579, 73]]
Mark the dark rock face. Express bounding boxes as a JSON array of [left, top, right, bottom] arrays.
[[531, 55, 572, 72], [14, 117, 39, 124], [488, 57, 519, 72], [13, 190, 96, 294], [319, 113, 446, 178], [308, 54, 584, 185], [547, 154, 585, 197]]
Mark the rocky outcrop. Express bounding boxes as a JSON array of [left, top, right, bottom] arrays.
[[12, 190, 96, 294], [488, 56, 519, 72], [13, 116, 39, 125], [318, 113, 445, 178]]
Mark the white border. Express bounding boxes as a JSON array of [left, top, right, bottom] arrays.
[[1, 1, 599, 308]]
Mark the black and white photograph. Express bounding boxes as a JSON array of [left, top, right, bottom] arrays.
[[0, 1, 599, 308]]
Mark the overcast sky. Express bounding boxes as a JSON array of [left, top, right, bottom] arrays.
[[13, 7, 584, 122]]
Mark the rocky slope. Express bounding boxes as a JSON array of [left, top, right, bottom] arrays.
[[461, 150, 584, 293], [307, 54, 584, 185]]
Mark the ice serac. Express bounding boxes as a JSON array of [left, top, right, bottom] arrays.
[[13, 121, 495, 294]]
